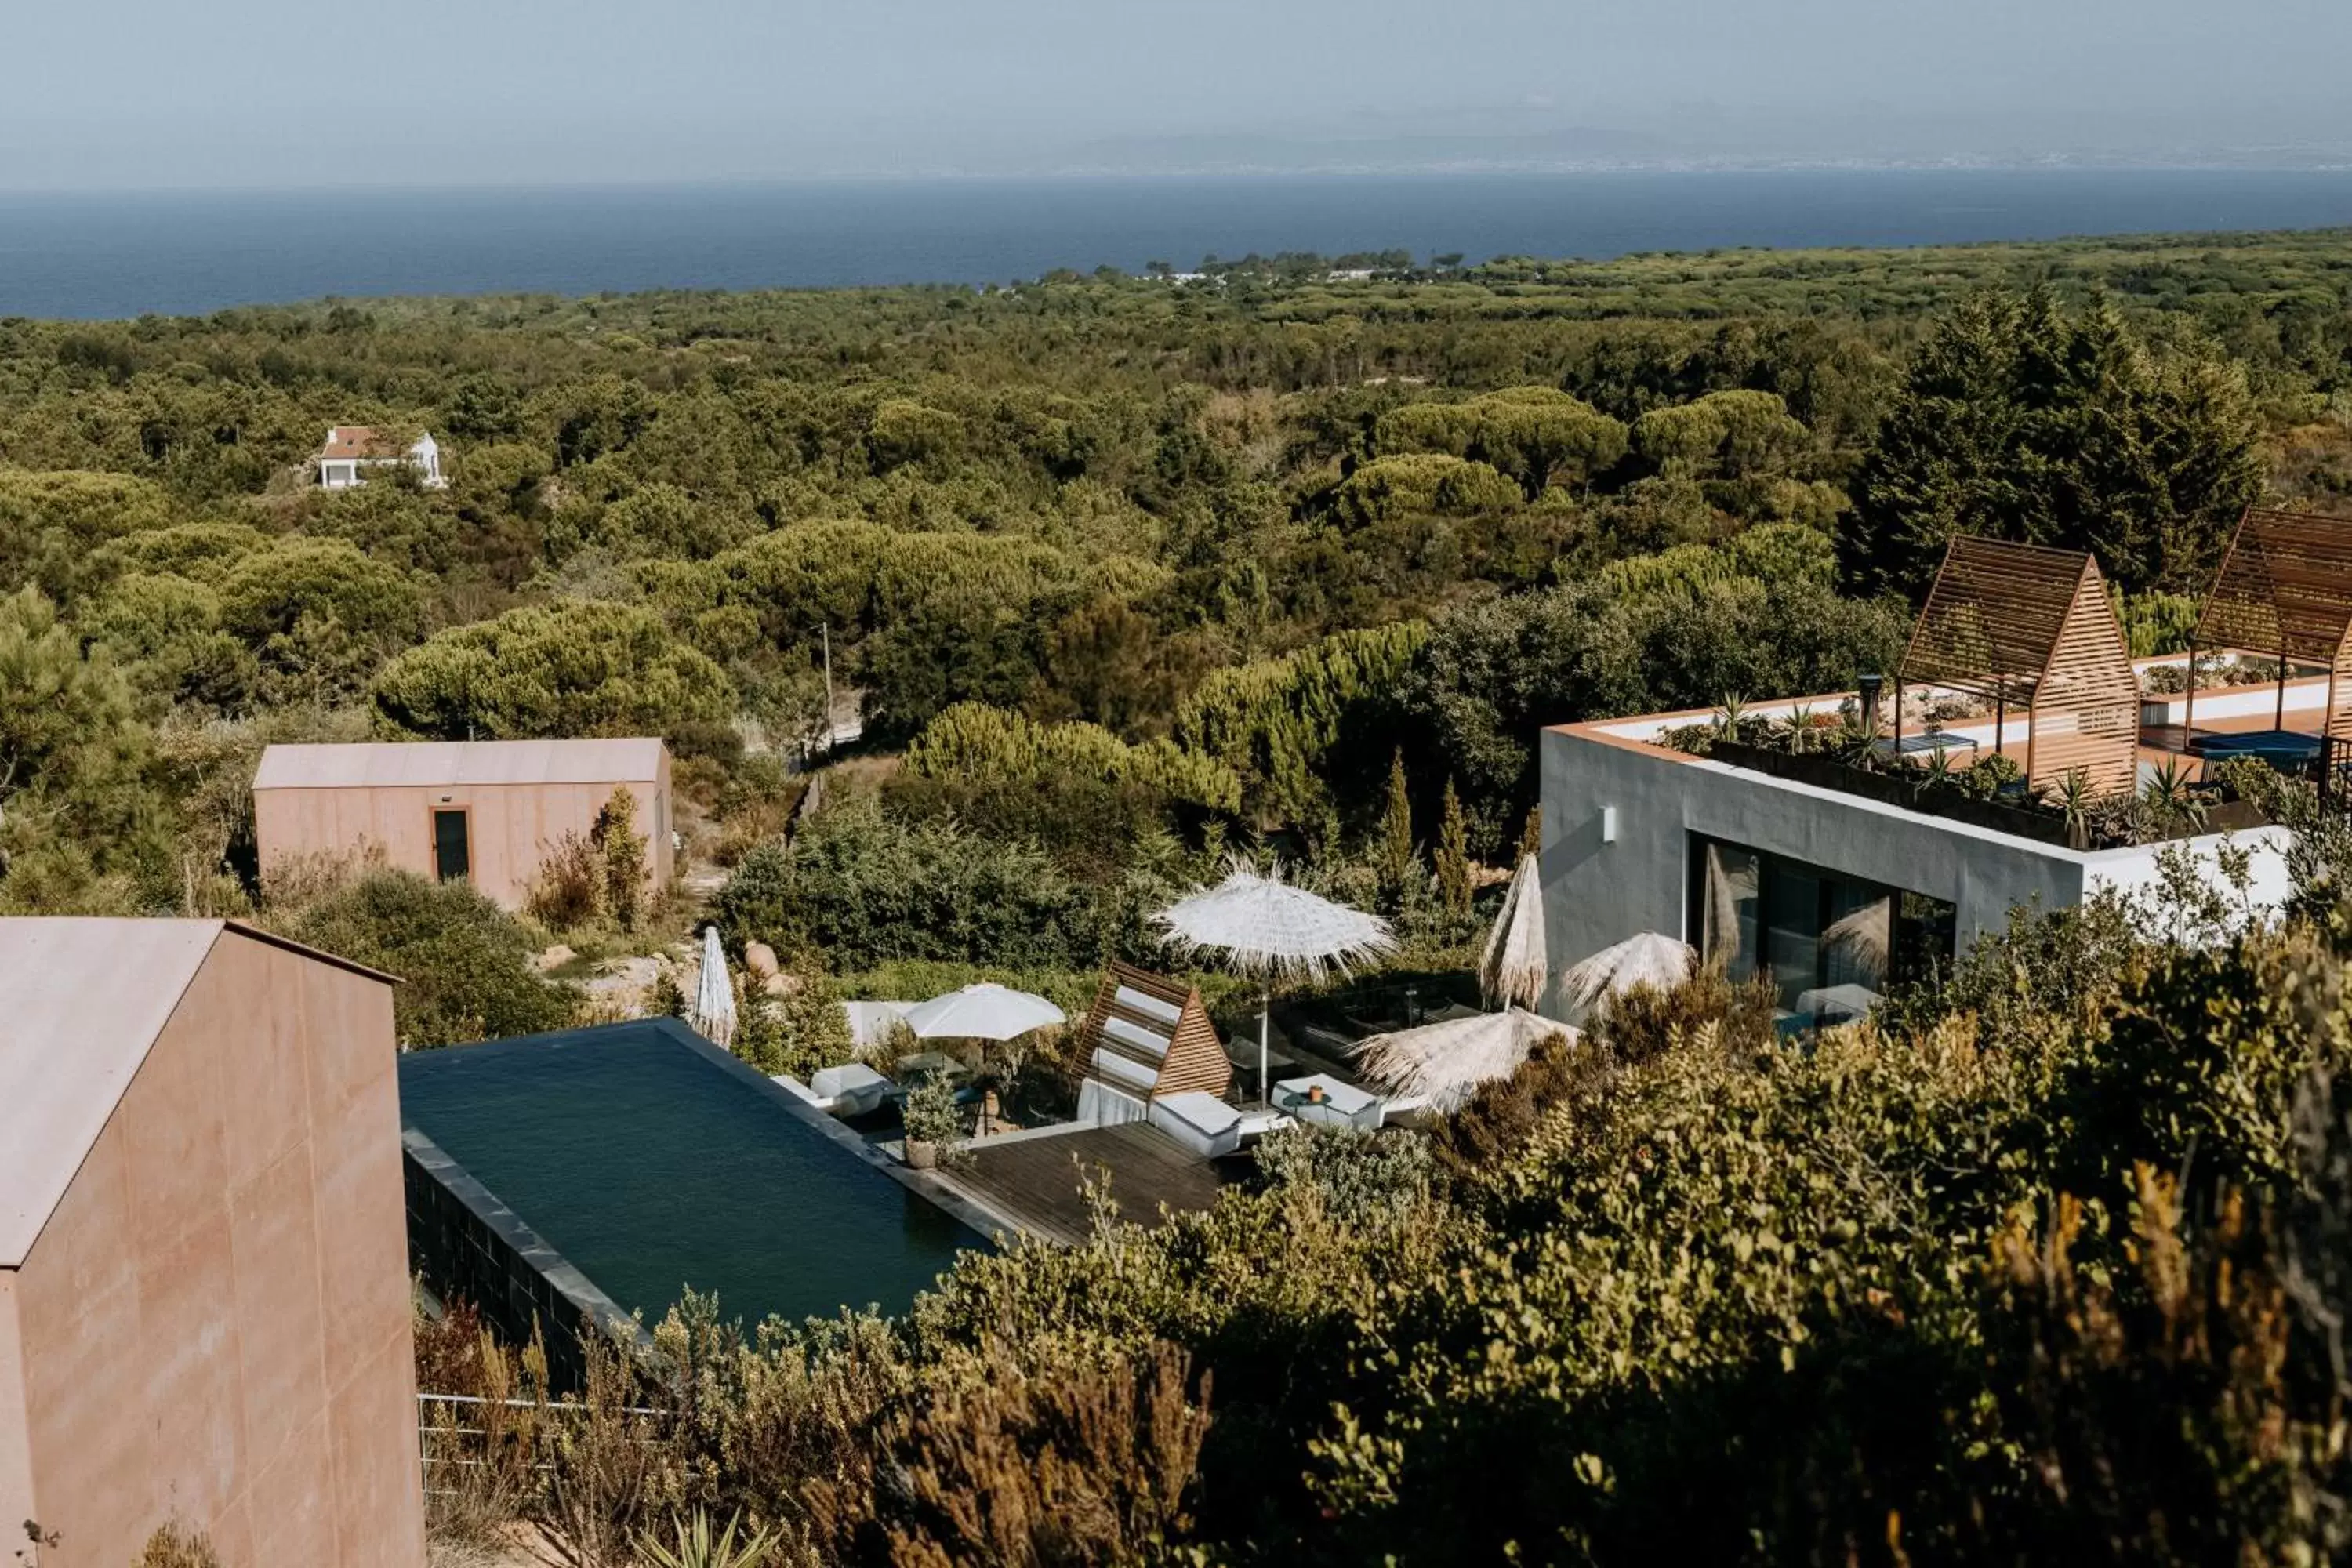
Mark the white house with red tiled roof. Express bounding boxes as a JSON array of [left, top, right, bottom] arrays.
[[316, 424, 446, 489]]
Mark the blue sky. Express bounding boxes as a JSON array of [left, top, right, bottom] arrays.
[[4, 0, 2348, 187]]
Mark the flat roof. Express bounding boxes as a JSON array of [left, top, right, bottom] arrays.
[[0, 919, 391, 1268], [255, 738, 666, 791], [397, 1019, 986, 1326]]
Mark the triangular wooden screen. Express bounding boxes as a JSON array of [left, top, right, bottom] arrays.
[[1080, 961, 1232, 1102], [2193, 509, 2352, 741], [1901, 538, 2138, 797]]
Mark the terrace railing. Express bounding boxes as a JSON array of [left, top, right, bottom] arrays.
[[416, 1390, 665, 1501]]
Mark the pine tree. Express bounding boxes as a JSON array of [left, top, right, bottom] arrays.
[[1436, 778, 1472, 919], [1845, 285, 2259, 600], [1376, 749, 1416, 903]]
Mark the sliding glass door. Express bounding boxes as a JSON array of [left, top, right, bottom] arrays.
[[1690, 835, 1954, 1025]]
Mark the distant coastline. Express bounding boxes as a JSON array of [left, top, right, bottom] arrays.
[[2, 167, 2350, 321]]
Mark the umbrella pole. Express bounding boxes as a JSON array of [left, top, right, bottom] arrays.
[[1259, 989, 1270, 1106]]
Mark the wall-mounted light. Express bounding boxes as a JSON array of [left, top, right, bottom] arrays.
[[1601, 805, 1618, 844]]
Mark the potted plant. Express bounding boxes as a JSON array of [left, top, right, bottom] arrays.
[[900, 1073, 962, 1171]]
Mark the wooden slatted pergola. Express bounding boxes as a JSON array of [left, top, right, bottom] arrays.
[[2186, 508, 2352, 741], [1896, 536, 2139, 797], [1080, 960, 1233, 1105]]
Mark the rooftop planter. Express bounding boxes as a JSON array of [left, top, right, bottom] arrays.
[[1704, 739, 2267, 850]]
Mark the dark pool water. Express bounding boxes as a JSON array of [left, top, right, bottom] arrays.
[[398, 1019, 983, 1327]]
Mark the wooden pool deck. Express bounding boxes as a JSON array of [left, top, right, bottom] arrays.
[[937, 1123, 1241, 1246]]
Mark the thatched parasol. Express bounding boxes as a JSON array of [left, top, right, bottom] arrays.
[[691, 925, 738, 1047], [1153, 860, 1396, 1100], [1354, 1007, 1576, 1112], [1479, 852, 1548, 1009], [1559, 931, 1694, 1022], [1824, 899, 1893, 984]]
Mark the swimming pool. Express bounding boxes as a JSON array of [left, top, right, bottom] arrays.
[[398, 1017, 989, 1348]]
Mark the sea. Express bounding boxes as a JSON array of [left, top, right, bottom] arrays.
[[2, 169, 2350, 321]]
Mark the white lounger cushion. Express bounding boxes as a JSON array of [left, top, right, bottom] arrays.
[[1102, 1015, 1171, 1059], [1114, 985, 1183, 1024], [1093, 1048, 1160, 1094]]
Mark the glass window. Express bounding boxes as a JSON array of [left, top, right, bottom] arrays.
[[1690, 834, 1953, 1026]]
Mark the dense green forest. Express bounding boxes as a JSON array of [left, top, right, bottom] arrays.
[[9, 228, 2352, 1563], [2, 227, 2347, 934]]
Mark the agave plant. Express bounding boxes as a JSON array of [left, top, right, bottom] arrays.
[[1918, 746, 1958, 789], [2049, 768, 2097, 843], [1831, 712, 1882, 768], [2140, 757, 2209, 837], [1713, 693, 1749, 743], [637, 1510, 776, 1568], [1776, 703, 1825, 755]]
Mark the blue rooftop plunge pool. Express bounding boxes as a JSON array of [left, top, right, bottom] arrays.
[[397, 1017, 989, 1375]]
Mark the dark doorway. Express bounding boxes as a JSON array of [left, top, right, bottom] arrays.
[[432, 808, 471, 882]]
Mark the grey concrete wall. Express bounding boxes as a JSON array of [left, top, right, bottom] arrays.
[[1538, 729, 2096, 1018]]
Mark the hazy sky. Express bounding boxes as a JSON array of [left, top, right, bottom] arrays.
[[5, 0, 2350, 188]]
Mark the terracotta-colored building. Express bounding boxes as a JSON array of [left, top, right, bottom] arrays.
[[253, 739, 675, 910], [0, 919, 423, 1568]]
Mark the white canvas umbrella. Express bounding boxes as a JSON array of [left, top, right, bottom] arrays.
[[1153, 861, 1396, 1101], [1355, 1007, 1576, 1112], [691, 925, 737, 1047], [1559, 931, 1694, 1022], [1479, 852, 1548, 1009], [902, 983, 1066, 1042]]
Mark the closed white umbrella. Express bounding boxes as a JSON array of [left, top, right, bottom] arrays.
[[1153, 860, 1396, 1101], [902, 982, 1066, 1041], [1354, 1007, 1575, 1112], [1479, 852, 1548, 1010], [691, 925, 737, 1047], [1559, 931, 1694, 1022]]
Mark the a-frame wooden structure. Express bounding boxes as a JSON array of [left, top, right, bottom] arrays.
[[2187, 508, 2352, 742], [1897, 537, 2139, 797], [1080, 960, 1233, 1104]]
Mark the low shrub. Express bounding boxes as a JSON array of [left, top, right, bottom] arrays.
[[274, 867, 576, 1045]]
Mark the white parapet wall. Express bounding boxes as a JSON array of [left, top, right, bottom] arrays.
[[2079, 826, 2294, 920]]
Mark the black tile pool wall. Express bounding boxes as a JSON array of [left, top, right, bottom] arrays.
[[404, 1134, 603, 1388], [398, 1018, 987, 1344]]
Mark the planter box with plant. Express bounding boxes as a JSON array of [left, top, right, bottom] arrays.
[[899, 1072, 964, 1170]]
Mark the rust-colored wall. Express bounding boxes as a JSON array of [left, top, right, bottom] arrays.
[[255, 774, 672, 909], [2, 932, 422, 1567]]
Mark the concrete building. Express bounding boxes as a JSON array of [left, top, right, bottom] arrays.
[[253, 739, 674, 910], [1534, 533, 2324, 1034], [0, 919, 423, 1568], [1541, 691, 2294, 1030], [316, 426, 446, 490]]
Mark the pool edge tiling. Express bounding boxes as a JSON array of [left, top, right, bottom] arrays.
[[397, 1018, 996, 1366]]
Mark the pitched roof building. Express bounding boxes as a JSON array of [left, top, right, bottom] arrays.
[[316, 425, 445, 489], [252, 739, 674, 911], [0, 919, 423, 1566]]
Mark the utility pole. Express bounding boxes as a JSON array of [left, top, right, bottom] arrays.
[[820, 622, 835, 751]]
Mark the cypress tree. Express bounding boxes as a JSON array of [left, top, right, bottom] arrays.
[[1436, 777, 1472, 919], [1377, 748, 1417, 902]]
